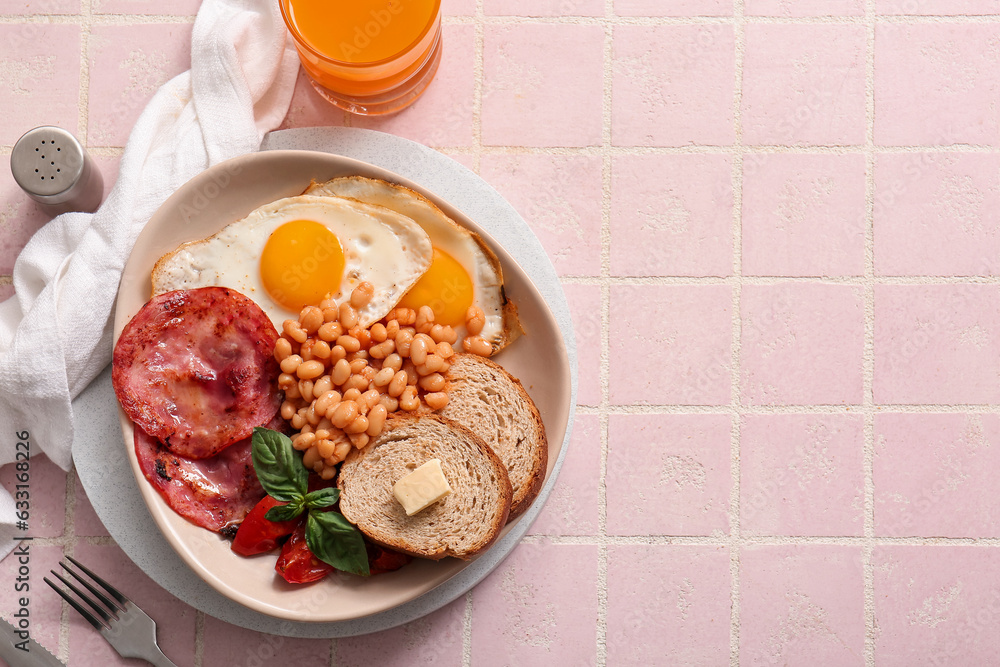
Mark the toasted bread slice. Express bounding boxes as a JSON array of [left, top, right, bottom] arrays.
[[337, 415, 512, 561], [436, 354, 547, 520]]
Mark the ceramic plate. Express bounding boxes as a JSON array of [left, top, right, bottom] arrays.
[[112, 149, 572, 622]]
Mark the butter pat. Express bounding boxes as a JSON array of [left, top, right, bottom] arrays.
[[393, 459, 452, 516]]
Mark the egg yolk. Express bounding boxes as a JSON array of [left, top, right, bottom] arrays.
[[260, 220, 345, 313], [398, 248, 474, 326]]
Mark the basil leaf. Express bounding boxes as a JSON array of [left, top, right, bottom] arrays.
[[305, 511, 369, 576], [251, 427, 308, 502], [303, 488, 339, 510], [265, 502, 304, 523]]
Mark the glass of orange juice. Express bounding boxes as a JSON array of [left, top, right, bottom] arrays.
[[279, 0, 442, 116]]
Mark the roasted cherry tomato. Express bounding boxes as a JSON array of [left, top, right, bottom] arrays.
[[231, 495, 301, 557], [366, 542, 412, 576], [275, 523, 334, 584]]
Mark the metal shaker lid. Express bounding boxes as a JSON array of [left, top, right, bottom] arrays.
[[10, 126, 101, 210]]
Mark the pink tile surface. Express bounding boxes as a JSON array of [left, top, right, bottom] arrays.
[[0, 453, 65, 538], [529, 414, 599, 536], [485, 0, 603, 16], [874, 546, 1000, 666], [278, 69, 351, 131], [1, 0, 80, 13], [613, 24, 735, 147], [875, 285, 1000, 404], [607, 413, 731, 536], [610, 284, 733, 405], [203, 616, 331, 665], [741, 283, 865, 405], [0, 23, 80, 145], [336, 596, 464, 664], [93, 0, 200, 14], [877, 0, 1000, 14], [472, 543, 598, 666], [0, 165, 50, 274], [612, 153, 733, 277], [875, 152, 1000, 276], [73, 471, 111, 537], [442, 0, 476, 15], [351, 24, 475, 148], [741, 414, 864, 536], [742, 152, 867, 277], [606, 545, 731, 665], [741, 545, 865, 666], [615, 0, 733, 15], [563, 282, 601, 407], [482, 24, 604, 147], [742, 23, 867, 146], [69, 543, 197, 666], [0, 544, 64, 660], [875, 23, 1000, 147], [875, 413, 1000, 537], [481, 154, 603, 276], [746, 0, 865, 14], [88, 24, 193, 147]]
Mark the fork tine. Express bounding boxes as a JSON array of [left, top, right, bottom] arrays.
[[59, 560, 125, 614], [44, 575, 105, 631], [49, 570, 116, 625], [66, 555, 130, 608]]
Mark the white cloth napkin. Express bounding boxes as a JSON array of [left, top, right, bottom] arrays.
[[0, 0, 299, 560]]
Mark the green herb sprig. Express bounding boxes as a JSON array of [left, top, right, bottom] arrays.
[[251, 427, 369, 576]]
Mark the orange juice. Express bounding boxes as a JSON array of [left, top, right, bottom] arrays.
[[280, 0, 442, 115]]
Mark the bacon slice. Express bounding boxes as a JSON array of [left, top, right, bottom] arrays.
[[113, 287, 281, 459], [134, 424, 267, 535]]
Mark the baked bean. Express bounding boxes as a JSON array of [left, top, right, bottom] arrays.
[[334, 442, 351, 461], [366, 405, 387, 436], [339, 303, 359, 328], [320, 295, 337, 310], [316, 417, 334, 432], [311, 340, 331, 360], [299, 340, 315, 362], [399, 386, 420, 411], [329, 344, 347, 363], [438, 360, 451, 374], [296, 431, 317, 449], [283, 320, 308, 343], [314, 390, 339, 416], [313, 375, 333, 397], [430, 324, 457, 345], [344, 374, 369, 392], [395, 308, 416, 326], [306, 403, 321, 426], [418, 354, 445, 375], [348, 433, 370, 449], [351, 281, 375, 308], [360, 365, 377, 381], [403, 360, 419, 385], [298, 379, 314, 403], [383, 353, 403, 372], [302, 446, 320, 468], [409, 336, 429, 365], [297, 359, 325, 380], [370, 322, 387, 343], [300, 306, 323, 333], [279, 355, 302, 375], [423, 392, 449, 411], [322, 306, 339, 323], [360, 389, 381, 409], [379, 395, 399, 413], [284, 381, 301, 400], [350, 326, 372, 349], [436, 342, 455, 359], [395, 330, 413, 356], [463, 335, 492, 357], [331, 358, 351, 386], [278, 372, 296, 390], [345, 415, 369, 434], [415, 305, 435, 333], [348, 358, 368, 374], [374, 367, 395, 387], [280, 400, 297, 421], [318, 321, 341, 342], [369, 340, 395, 359], [465, 306, 485, 336], [385, 319, 400, 339], [290, 412, 306, 430], [419, 372, 445, 392], [314, 437, 334, 459], [274, 337, 292, 362], [342, 388, 362, 403], [332, 401, 358, 429], [388, 370, 408, 397], [319, 466, 337, 480], [337, 335, 361, 353]]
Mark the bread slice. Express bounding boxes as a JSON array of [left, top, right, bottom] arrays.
[[435, 354, 547, 520], [337, 415, 512, 560]]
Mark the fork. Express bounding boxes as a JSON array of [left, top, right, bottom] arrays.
[[44, 556, 179, 667]]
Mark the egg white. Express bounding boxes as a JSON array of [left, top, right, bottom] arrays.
[[151, 195, 432, 329], [305, 176, 519, 352]]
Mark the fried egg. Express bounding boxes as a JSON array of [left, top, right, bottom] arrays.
[[305, 176, 521, 353], [151, 195, 432, 329]]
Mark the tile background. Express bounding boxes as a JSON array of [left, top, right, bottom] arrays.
[[2, 0, 1000, 665]]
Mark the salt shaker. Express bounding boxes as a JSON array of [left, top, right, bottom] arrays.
[[9, 126, 104, 214]]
